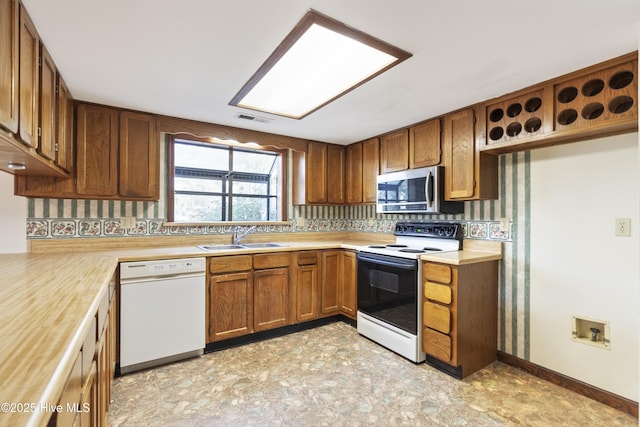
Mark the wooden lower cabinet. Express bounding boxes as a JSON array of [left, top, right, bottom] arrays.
[[51, 275, 116, 426], [320, 251, 341, 315], [254, 267, 290, 331], [207, 250, 357, 344], [339, 250, 357, 320], [422, 260, 498, 378], [79, 361, 98, 427], [208, 271, 254, 341], [294, 251, 319, 322]]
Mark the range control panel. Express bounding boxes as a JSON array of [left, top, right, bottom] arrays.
[[394, 222, 462, 239]]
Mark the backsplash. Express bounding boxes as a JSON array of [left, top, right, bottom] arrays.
[[25, 151, 530, 360]]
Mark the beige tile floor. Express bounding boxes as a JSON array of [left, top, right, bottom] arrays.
[[108, 321, 637, 426]]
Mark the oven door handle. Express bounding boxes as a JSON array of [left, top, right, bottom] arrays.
[[357, 253, 417, 270]]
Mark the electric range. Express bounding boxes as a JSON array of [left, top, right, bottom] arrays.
[[355, 221, 463, 362]]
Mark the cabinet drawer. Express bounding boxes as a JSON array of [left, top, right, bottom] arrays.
[[423, 301, 451, 334], [424, 263, 452, 284], [424, 281, 452, 304], [296, 251, 318, 266], [423, 327, 452, 362], [253, 253, 290, 269], [209, 255, 252, 274]]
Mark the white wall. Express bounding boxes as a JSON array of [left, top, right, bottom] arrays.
[[530, 132, 639, 400], [0, 172, 27, 253]]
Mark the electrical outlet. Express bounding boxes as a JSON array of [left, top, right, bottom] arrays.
[[499, 217, 510, 232], [121, 216, 136, 229], [368, 219, 375, 227], [295, 217, 305, 227], [615, 218, 631, 237]]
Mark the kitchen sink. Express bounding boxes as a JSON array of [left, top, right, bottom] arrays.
[[197, 244, 246, 251], [241, 242, 287, 248], [197, 242, 288, 251]]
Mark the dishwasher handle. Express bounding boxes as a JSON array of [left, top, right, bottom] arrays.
[[120, 272, 205, 285]]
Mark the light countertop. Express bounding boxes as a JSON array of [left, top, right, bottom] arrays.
[[0, 253, 118, 427], [0, 237, 501, 426]]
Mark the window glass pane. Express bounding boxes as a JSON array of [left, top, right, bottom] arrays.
[[232, 197, 268, 221], [175, 142, 228, 170], [174, 194, 225, 221], [174, 177, 223, 193], [172, 138, 282, 222], [233, 181, 268, 196], [268, 200, 277, 221], [233, 150, 276, 173]]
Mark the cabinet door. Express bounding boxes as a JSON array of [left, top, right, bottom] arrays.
[[254, 267, 290, 331], [320, 251, 341, 314], [380, 129, 408, 173], [39, 45, 56, 161], [96, 316, 109, 427], [339, 250, 357, 319], [57, 351, 82, 427], [295, 251, 319, 322], [296, 264, 318, 322], [409, 119, 441, 168], [306, 142, 327, 203], [18, 4, 39, 147], [119, 111, 158, 199], [362, 137, 379, 203], [79, 361, 98, 427], [76, 104, 118, 196], [345, 142, 363, 204], [444, 108, 476, 199], [208, 272, 253, 342], [327, 144, 345, 204], [56, 76, 73, 172], [0, 0, 19, 133]]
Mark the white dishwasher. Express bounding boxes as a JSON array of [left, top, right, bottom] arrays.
[[119, 257, 206, 374]]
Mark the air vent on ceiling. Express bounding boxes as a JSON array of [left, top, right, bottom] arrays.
[[234, 113, 273, 124]]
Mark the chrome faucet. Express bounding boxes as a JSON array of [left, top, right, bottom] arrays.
[[232, 225, 256, 245]]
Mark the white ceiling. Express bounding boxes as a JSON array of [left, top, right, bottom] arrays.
[[21, 0, 640, 145]]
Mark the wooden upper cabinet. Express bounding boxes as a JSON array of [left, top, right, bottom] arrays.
[[18, 4, 39, 148], [380, 129, 408, 173], [119, 111, 158, 199], [306, 142, 327, 203], [56, 76, 73, 173], [443, 107, 498, 200], [443, 108, 475, 199], [345, 142, 363, 204], [76, 104, 118, 196], [327, 144, 345, 204], [409, 119, 441, 168], [39, 45, 56, 162], [0, 0, 19, 133], [292, 141, 346, 205], [361, 137, 379, 203]]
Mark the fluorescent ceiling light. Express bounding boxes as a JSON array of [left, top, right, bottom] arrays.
[[229, 9, 412, 119]]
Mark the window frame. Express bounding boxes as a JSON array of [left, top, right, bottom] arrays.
[[167, 134, 287, 223]]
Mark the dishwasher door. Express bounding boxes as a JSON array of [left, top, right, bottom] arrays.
[[120, 258, 206, 374]]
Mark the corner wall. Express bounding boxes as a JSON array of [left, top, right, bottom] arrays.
[[0, 171, 27, 253], [529, 132, 638, 400]]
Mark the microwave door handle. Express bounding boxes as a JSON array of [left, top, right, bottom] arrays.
[[426, 170, 433, 207]]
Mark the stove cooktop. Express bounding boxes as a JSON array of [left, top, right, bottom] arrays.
[[357, 222, 463, 259]]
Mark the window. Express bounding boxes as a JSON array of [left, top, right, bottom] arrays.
[[168, 136, 284, 222]]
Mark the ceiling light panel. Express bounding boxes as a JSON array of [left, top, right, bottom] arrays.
[[229, 10, 411, 119]]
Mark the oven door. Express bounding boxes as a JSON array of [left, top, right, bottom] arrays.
[[357, 252, 418, 335]]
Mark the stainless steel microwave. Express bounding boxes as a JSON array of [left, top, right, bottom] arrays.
[[376, 166, 464, 214]]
